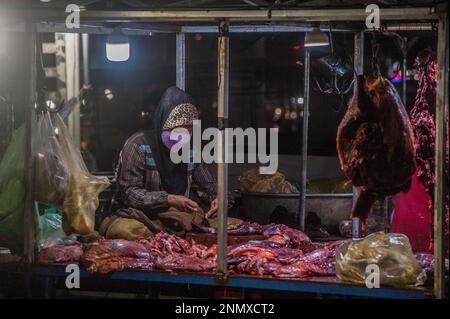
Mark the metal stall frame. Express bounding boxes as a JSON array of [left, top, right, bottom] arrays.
[[8, 6, 447, 298]]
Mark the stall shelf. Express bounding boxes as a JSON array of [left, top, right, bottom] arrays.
[[25, 264, 434, 299]]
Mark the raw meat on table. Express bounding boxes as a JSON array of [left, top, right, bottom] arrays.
[[262, 223, 316, 252], [227, 222, 263, 236], [415, 253, 449, 277], [38, 242, 83, 264], [139, 232, 192, 255], [229, 243, 339, 278], [81, 239, 155, 273], [227, 226, 341, 278], [80, 232, 219, 274], [82, 239, 151, 259], [84, 256, 154, 274], [40, 223, 342, 279], [155, 254, 216, 272]]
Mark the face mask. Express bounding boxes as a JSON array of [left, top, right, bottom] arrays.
[[161, 130, 191, 151]]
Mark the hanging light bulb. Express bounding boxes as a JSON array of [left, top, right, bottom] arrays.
[[304, 27, 329, 48], [106, 28, 130, 62]]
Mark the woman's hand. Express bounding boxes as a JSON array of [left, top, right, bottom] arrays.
[[167, 194, 199, 213], [205, 198, 218, 219]]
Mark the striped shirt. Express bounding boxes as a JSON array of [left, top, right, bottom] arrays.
[[115, 132, 218, 214]]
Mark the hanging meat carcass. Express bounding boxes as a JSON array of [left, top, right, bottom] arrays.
[[337, 75, 416, 225], [410, 49, 449, 255]]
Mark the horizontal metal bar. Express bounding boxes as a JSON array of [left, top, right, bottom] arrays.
[[305, 193, 354, 198], [182, 25, 353, 33], [36, 22, 180, 34], [3, 21, 437, 35], [385, 23, 434, 31], [9, 7, 439, 23]]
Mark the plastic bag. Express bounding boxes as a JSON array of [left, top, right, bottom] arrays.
[[0, 124, 26, 254], [34, 112, 69, 208], [35, 205, 70, 248], [239, 169, 299, 193], [54, 114, 110, 235], [336, 232, 426, 287]]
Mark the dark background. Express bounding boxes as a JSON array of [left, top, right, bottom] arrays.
[[0, 29, 437, 172]]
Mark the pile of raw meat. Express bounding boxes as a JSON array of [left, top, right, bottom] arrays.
[[410, 49, 449, 255], [337, 75, 416, 224], [38, 221, 448, 284], [38, 222, 342, 278], [81, 232, 217, 274]]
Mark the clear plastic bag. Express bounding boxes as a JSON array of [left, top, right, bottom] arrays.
[[35, 205, 76, 249], [336, 232, 426, 287], [34, 112, 69, 209], [53, 114, 110, 235]]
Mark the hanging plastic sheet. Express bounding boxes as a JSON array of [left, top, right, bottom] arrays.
[[0, 125, 26, 254], [53, 114, 110, 235], [34, 112, 69, 209]]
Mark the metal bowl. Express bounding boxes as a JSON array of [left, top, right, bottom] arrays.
[[239, 191, 353, 232]]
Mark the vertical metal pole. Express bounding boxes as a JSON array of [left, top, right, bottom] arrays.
[[82, 33, 90, 86], [176, 32, 186, 90], [352, 31, 364, 209], [299, 48, 310, 232], [216, 21, 229, 280], [24, 22, 37, 263], [434, 14, 448, 300], [65, 33, 80, 147], [55, 33, 67, 106], [402, 37, 408, 106], [354, 31, 364, 76]]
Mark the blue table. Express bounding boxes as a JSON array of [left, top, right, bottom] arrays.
[[28, 264, 432, 299]]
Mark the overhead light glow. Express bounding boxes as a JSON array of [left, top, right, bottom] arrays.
[[106, 29, 130, 62], [304, 27, 329, 48]]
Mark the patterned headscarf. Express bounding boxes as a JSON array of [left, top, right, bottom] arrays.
[[163, 103, 199, 130]]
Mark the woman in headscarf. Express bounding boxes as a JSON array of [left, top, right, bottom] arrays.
[[99, 87, 219, 240]]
